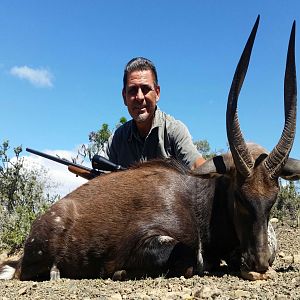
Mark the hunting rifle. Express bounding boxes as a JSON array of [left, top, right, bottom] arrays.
[[26, 148, 126, 180]]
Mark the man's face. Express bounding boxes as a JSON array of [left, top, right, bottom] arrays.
[[123, 69, 160, 123]]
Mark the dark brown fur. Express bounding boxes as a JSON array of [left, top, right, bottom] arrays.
[[15, 160, 202, 280]]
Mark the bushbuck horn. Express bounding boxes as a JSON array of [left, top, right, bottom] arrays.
[[226, 15, 260, 177], [264, 21, 297, 178]]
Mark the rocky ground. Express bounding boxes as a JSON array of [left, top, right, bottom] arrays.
[[0, 223, 299, 300]]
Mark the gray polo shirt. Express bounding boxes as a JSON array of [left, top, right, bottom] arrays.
[[104, 108, 201, 168]]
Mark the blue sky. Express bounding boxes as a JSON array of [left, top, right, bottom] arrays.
[[1, 1, 300, 168]]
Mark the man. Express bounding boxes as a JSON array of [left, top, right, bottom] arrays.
[[104, 57, 205, 169]]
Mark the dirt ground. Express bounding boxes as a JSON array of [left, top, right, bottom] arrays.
[[0, 223, 299, 300]]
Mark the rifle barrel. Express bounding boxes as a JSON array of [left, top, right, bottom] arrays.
[[26, 147, 97, 173]]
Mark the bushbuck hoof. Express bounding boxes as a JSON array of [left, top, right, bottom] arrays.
[[241, 267, 277, 281], [183, 266, 194, 278], [112, 270, 127, 281]]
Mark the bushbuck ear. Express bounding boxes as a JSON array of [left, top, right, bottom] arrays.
[[280, 157, 300, 180], [194, 154, 234, 178]]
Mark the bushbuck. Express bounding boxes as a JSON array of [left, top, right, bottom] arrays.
[[0, 16, 299, 281]]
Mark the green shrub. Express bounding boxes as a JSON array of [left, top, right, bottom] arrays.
[[272, 180, 300, 226], [0, 140, 59, 252]]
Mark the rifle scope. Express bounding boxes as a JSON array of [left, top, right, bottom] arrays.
[[92, 155, 126, 172]]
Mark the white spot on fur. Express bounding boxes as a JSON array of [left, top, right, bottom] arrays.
[[197, 238, 204, 273], [157, 235, 174, 244], [54, 216, 62, 223], [38, 250, 43, 255], [0, 265, 16, 280], [31, 238, 35, 242], [50, 264, 60, 281]]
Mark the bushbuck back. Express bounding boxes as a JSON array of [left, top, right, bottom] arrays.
[[1, 16, 300, 281]]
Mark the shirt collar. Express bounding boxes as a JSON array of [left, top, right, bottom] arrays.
[[128, 106, 163, 142]]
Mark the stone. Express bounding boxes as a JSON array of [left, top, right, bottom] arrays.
[[109, 293, 122, 300], [18, 287, 28, 296], [233, 289, 252, 298], [194, 286, 220, 298]]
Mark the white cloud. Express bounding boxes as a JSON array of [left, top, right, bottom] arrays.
[[23, 148, 88, 197], [10, 65, 54, 88]]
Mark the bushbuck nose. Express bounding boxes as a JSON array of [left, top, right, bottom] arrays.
[[254, 252, 270, 273]]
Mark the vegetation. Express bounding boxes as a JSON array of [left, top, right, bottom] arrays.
[[75, 117, 127, 163], [0, 140, 59, 252], [194, 139, 225, 159], [272, 180, 300, 226]]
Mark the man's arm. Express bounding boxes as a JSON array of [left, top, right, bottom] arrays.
[[167, 119, 204, 170]]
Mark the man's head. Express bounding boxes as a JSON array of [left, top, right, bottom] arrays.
[[122, 57, 160, 129], [123, 57, 158, 90]]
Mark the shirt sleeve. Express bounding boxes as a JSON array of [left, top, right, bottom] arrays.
[[167, 119, 202, 168], [103, 133, 118, 163]]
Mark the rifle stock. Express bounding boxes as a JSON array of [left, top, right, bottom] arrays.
[[68, 165, 99, 180]]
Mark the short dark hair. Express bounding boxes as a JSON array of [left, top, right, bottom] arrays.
[[123, 57, 158, 90]]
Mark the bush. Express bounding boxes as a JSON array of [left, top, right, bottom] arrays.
[[0, 141, 59, 252], [75, 117, 127, 163], [272, 180, 300, 226]]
